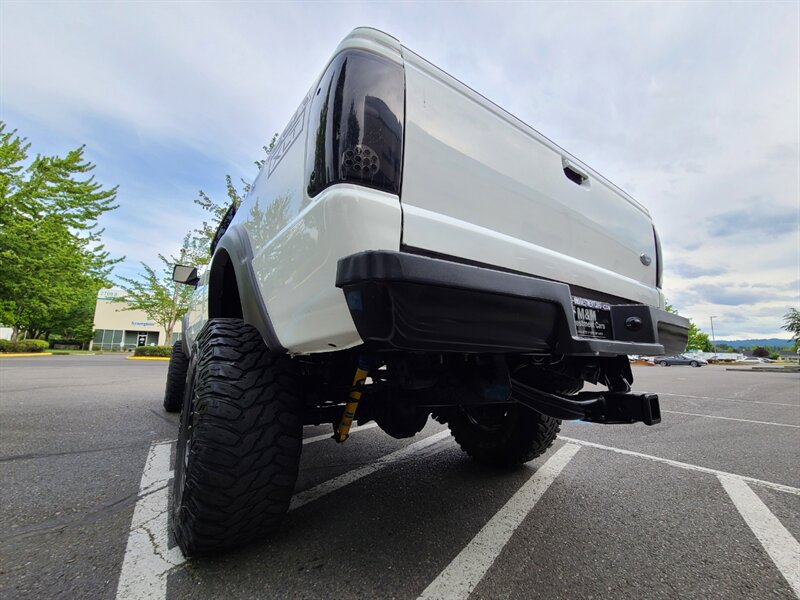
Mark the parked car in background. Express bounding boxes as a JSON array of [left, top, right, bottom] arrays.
[[654, 355, 707, 367], [736, 356, 771, 364]]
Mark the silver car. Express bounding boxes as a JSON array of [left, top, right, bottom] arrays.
[[654, 355, 708, 367]]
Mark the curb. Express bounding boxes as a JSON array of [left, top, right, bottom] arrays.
[[126, 356, 171, 361], [0, 352, 54, 358], [726, 366, 800, 373]]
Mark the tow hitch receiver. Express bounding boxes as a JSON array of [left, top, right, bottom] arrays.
[[511, 379, 661, 426]]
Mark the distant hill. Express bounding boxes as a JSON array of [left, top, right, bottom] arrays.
[[717, 338, 793, 348]]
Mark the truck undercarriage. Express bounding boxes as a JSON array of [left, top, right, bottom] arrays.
[[300, 350, 660, 442]]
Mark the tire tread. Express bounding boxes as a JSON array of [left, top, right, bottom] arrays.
[[163, 340, 188, 412], [448, 406, 561, 467], [173, 319, 303, 555]]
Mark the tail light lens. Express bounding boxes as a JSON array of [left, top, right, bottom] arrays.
[[653, 226, 663, 289], [306, 50, 404, 198]]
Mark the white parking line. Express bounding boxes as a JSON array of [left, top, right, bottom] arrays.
[[302, 422, 378, 445], [115, 441, 185, 600], [661, 410, 800, 429], [719, 476, 800, 598], [652, 392, 797, 408], [291, 429, 452, 510], [417, 443, 581, 600], [117, 428, 452, 600], [560, 436, 800, 496]]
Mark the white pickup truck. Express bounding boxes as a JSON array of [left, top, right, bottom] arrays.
[[165, 27, 689, 555]]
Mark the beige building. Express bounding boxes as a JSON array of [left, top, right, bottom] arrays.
[[90, 289, 182, 351]]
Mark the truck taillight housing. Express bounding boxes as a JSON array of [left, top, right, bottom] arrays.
[[306, 50, 404, 198], [653, 226, 663, 289]]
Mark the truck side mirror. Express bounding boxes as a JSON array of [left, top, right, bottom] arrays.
[[173, 264, 199, 287]]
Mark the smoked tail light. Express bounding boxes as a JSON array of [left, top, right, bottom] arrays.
[[653, 226, 663, 289], [305, 50, 404, 198]]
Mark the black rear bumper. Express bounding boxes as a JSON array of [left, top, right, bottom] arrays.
[[335, 251, 689, 356]]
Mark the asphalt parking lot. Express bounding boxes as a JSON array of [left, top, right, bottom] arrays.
[[1, 355, 798, 600]]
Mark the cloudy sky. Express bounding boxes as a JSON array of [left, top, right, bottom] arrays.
[[2, 1, 798, 340]]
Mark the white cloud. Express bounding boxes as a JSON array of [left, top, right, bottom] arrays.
[[2, 1, 798, 338]]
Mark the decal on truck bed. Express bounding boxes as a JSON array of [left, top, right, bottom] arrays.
[[268, 98, 307, 177]]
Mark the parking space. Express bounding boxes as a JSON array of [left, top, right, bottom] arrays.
[[1, 357, 798, 599]]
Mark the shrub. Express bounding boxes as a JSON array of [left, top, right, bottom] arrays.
[[49, 339, 84, 349], [23, 339, 49, 352], [0, 339, 50, 353], [133, 345, 172, 357]]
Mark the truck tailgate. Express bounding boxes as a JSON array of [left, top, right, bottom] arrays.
[[399, 47, 660, 306]]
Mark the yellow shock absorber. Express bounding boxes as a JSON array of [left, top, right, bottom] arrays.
[[334, 364, 369, 443]]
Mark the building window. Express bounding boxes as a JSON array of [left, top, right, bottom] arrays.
[[93, 329, 124, 350], [93, 329, 167, 350]]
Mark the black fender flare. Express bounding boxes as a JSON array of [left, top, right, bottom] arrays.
[[180, 314, 193, 357], [209, 224, 286, 353]]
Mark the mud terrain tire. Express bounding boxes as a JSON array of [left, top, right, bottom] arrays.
[[163, 340, 188, 413], [172, 319, 303, 555], [447, 404, 561, 467]]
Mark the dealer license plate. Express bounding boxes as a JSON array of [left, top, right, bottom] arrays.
[[572, 296, 613, 340]]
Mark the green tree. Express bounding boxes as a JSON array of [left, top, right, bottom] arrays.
[[783, 308, 800, 350], [116, 237, 196, 343], [48, 285, 98, 343], [186, 175, 245, 266], [1, 215, 105, 341], [0, 123, 119, 339], [253, 134, 279, 170], [686, 321, 712, 352], [114, 134, 278, 341], [185, 135, 278, 267]]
